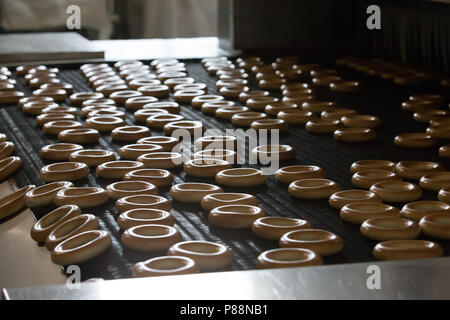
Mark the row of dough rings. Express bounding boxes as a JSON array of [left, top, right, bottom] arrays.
[[321, 108, 356, 120], [43, 120, 83, 135], [106, 180, 158, 199], [414, 110, 450, 122], [0, 185, 35, 220], [117, 208, 175, 230], [419, 172, 450, 191], [195, 135, 237, 150], [137, 136, 179, 151], [37, 113, 75, 126], [216, 168, 267, 187], [110, 90, 143, 105], [256, 248, 323, 269], [201, 192, 258, 211], [174, 83, 207, 92], [251, 145, 296, 161], [420, 213, 450, 239], [118, 143, 163, 160], [0, 156, 22, 181], [239, 90, 269, 103], [0, 91, 25, 104], [438, 187, 450, 203], [373, 240, 443, 260], [58, 128, 101, 144], [340, 202, 400, 224], [170, 183, 223, 203], [251, 216, 312, 240], [279, 229, 344, 255], [351, 169, 401, 189], [401, 201, 450, 221], [427, 126, 450, 139], [394, 133, 437, 148], [209, 205, 266, 229], [183, 158, 232, 177], [164, 77, 195, 89], [53, 187, 109, 208], [137, 152, 183, 169], [19, 96, 54, 109], [82, 104, 117, 117], [216, 106, 250, 119], [264, 101, 297, 115], [334, 128, 376, 142], [134, 109, 168, 123], [147, 114, 184, 129], [22, 101, 58, 115], [0, 141, 14, 159], [128, 80, 160, 90], [360, 217, 421, 241], [143, 101, 181, 113], [31, 205, 81, 242], [125, 96, 158, 110], [86, 116, 125, 132], [219, 85, 249, 98], [32, 89, 68, 102], [51, 230, 112, 265], [288, 178, 341, 199], [202, 101, 236, 114], [396, 160, 444, 179], [351, 160, 396, 173], [138, 84, 170, 98], [163, 120, 205, 136], [275, 165, 325, 183], [277, 110, 315, 124], [25, 181, 73, 207], [96, 84, 127, 96], [115, 194, 171, 213], [306, 119, 342, 133], [173, 89, 205, 103], [122, 224, 182, 251], [246, 96, 279, 111], [39, 162, 89, 182], [45, 213, 99, 250], [70, 92, 104, 105], [69, 149, 116, 167], [340, 114, 381, 129], [81, 98, 115, 107], [87, 109, 126, 119], [302, 101, 336, 113], [251, 119, 289, 132], [231, 112, 267, 127], [40, 143, 83, 161], [216, 79, 248, 89], [191, 95, 224, 108], [369, 181, 423, 202], [328, 189, 381, 209], [133, 256, 199, 278], [41, 106, 78, 116], [167, 241, 233, 271], [97, 160, 144, 179], [124, 168, 173, 187], [193, 149, 237, 162]]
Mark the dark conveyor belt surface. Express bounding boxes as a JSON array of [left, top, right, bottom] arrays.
[[0, 59, 449, 280]]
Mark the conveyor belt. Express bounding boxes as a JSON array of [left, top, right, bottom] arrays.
[[0, 59, 449, 281]]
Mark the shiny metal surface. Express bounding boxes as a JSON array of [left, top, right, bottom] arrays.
[[4, 257, 450, 299], [0, 181, 67, 290]]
